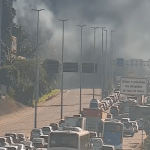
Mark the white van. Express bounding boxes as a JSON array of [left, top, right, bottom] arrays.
[[91, 138, 103, 150]]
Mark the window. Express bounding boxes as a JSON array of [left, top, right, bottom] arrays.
[[104, 123, 122, 132], [90, 103, 98, 109], [49, 133, 78, 148]]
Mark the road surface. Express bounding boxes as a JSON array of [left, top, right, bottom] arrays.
[[123, 130, 146, 149], [0, 89, 101, 136], [0, 89, 145, 149]]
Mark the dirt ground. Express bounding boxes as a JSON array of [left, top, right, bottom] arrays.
[[0, 98, 27, 116]]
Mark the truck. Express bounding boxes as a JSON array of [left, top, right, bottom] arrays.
[[119, 99, 137, 114], [59, 108, 107, 135], [59, 115, 86, 130], [129, 105, 150, 121], [81, 108, 107, 135]]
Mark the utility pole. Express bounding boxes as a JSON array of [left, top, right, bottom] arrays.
[[111, 30, 115, 90], [0, 0, 2, 67], [91, 27, 99, 100], [104, 29, 107, 91], [0, 0, 2, 136], [59, 19, 68, 119], [100, 27, 106, 100], [32, 8, 44, 128], [77, 25, 86, 113]]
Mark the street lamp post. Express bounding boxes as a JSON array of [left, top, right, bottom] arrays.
[[111, 30, 115, 89], [77, 25, 86, 113], [104, 29, 107, 91], [59, 19, 68, 119], [100, 27, 106, 100], [91, 27, 99, 100], [32, 8, 44, 128], [0, 0, 2, 67]]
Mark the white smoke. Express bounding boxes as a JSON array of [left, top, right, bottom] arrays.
[[13, 0, 150, 88]]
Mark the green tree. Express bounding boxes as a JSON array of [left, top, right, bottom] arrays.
[[0, 65, 19, 86], [0, 1, 59, 106], [42, 59, 60, 90], [1, 0, 16, 64]]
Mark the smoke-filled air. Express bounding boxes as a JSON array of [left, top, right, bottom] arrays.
[[13, 0, 150, 88]]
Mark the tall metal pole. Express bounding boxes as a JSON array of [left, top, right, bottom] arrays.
[[91, 27, 99, 100], [0, 0, 2, 67], [77, 25, 86, 113], [141, 118, 144, 146], [100, 27, 106, 100], [104, 30, 107, 90], [111, 30, 115, 90], [32, 8, 44, 128], [59, 19, 68, 119]]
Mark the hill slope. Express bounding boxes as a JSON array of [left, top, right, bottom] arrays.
[[0, 98, 27, 116]]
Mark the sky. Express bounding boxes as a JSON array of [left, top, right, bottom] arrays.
[[13, 0, 150, 88]]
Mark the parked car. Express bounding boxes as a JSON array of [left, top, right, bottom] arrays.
[[5, 136, 14, 146], [101, 101, 109, 110], [106, 113, 112, 119], [130, 121, 138, 133], [114, 91, 120, 99], [100, 145, 115, 150], [0, 148, 7, 150], [41, 126, 52, 135], [5, 146, 18, 150], [121, 118, 130, 123], [123, 113, 129, 118], [17, 133, 25, 142], [101, 102, 107, 111], [30, 129, 43, 141], [13, 144, 25, 150], [123, 122, 135, 137], [20, 141, 34, 150], [89, 99, 101, 109], [0, 137, 10, 147], [5, 133, 18, 143], [136, 119, 143, 130], [110, 106, 119, 116], [109, 95, 117, 103], [91, 138, 103, 150], [32, 138, 47, 149], [105, 97, 113, 106], [50, 123, 59, 130], [40, 135, 48, 144], [58, 119, 65, 127], [89, 132, 98, 138]]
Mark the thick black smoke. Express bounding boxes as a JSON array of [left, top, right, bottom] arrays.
[[13, 0, 150, 88]]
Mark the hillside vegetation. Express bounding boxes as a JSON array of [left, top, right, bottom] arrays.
[[0, 0, 59, 106]]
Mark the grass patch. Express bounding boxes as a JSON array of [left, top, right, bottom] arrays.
[[38, 89, 59, 103], [33, 89, 59, 105]]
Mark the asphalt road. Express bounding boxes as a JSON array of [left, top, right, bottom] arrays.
[[0, 89, 146, 149], [123, 130, 146, 150], [0, 89, 101, 136]]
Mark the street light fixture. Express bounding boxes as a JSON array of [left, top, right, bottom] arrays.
[[32, 8, 44, 128], [77, 25, 86, 114], [59, 19, 68, 119], [91, 27, 99, 100], [100, 27, 106, 100]]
